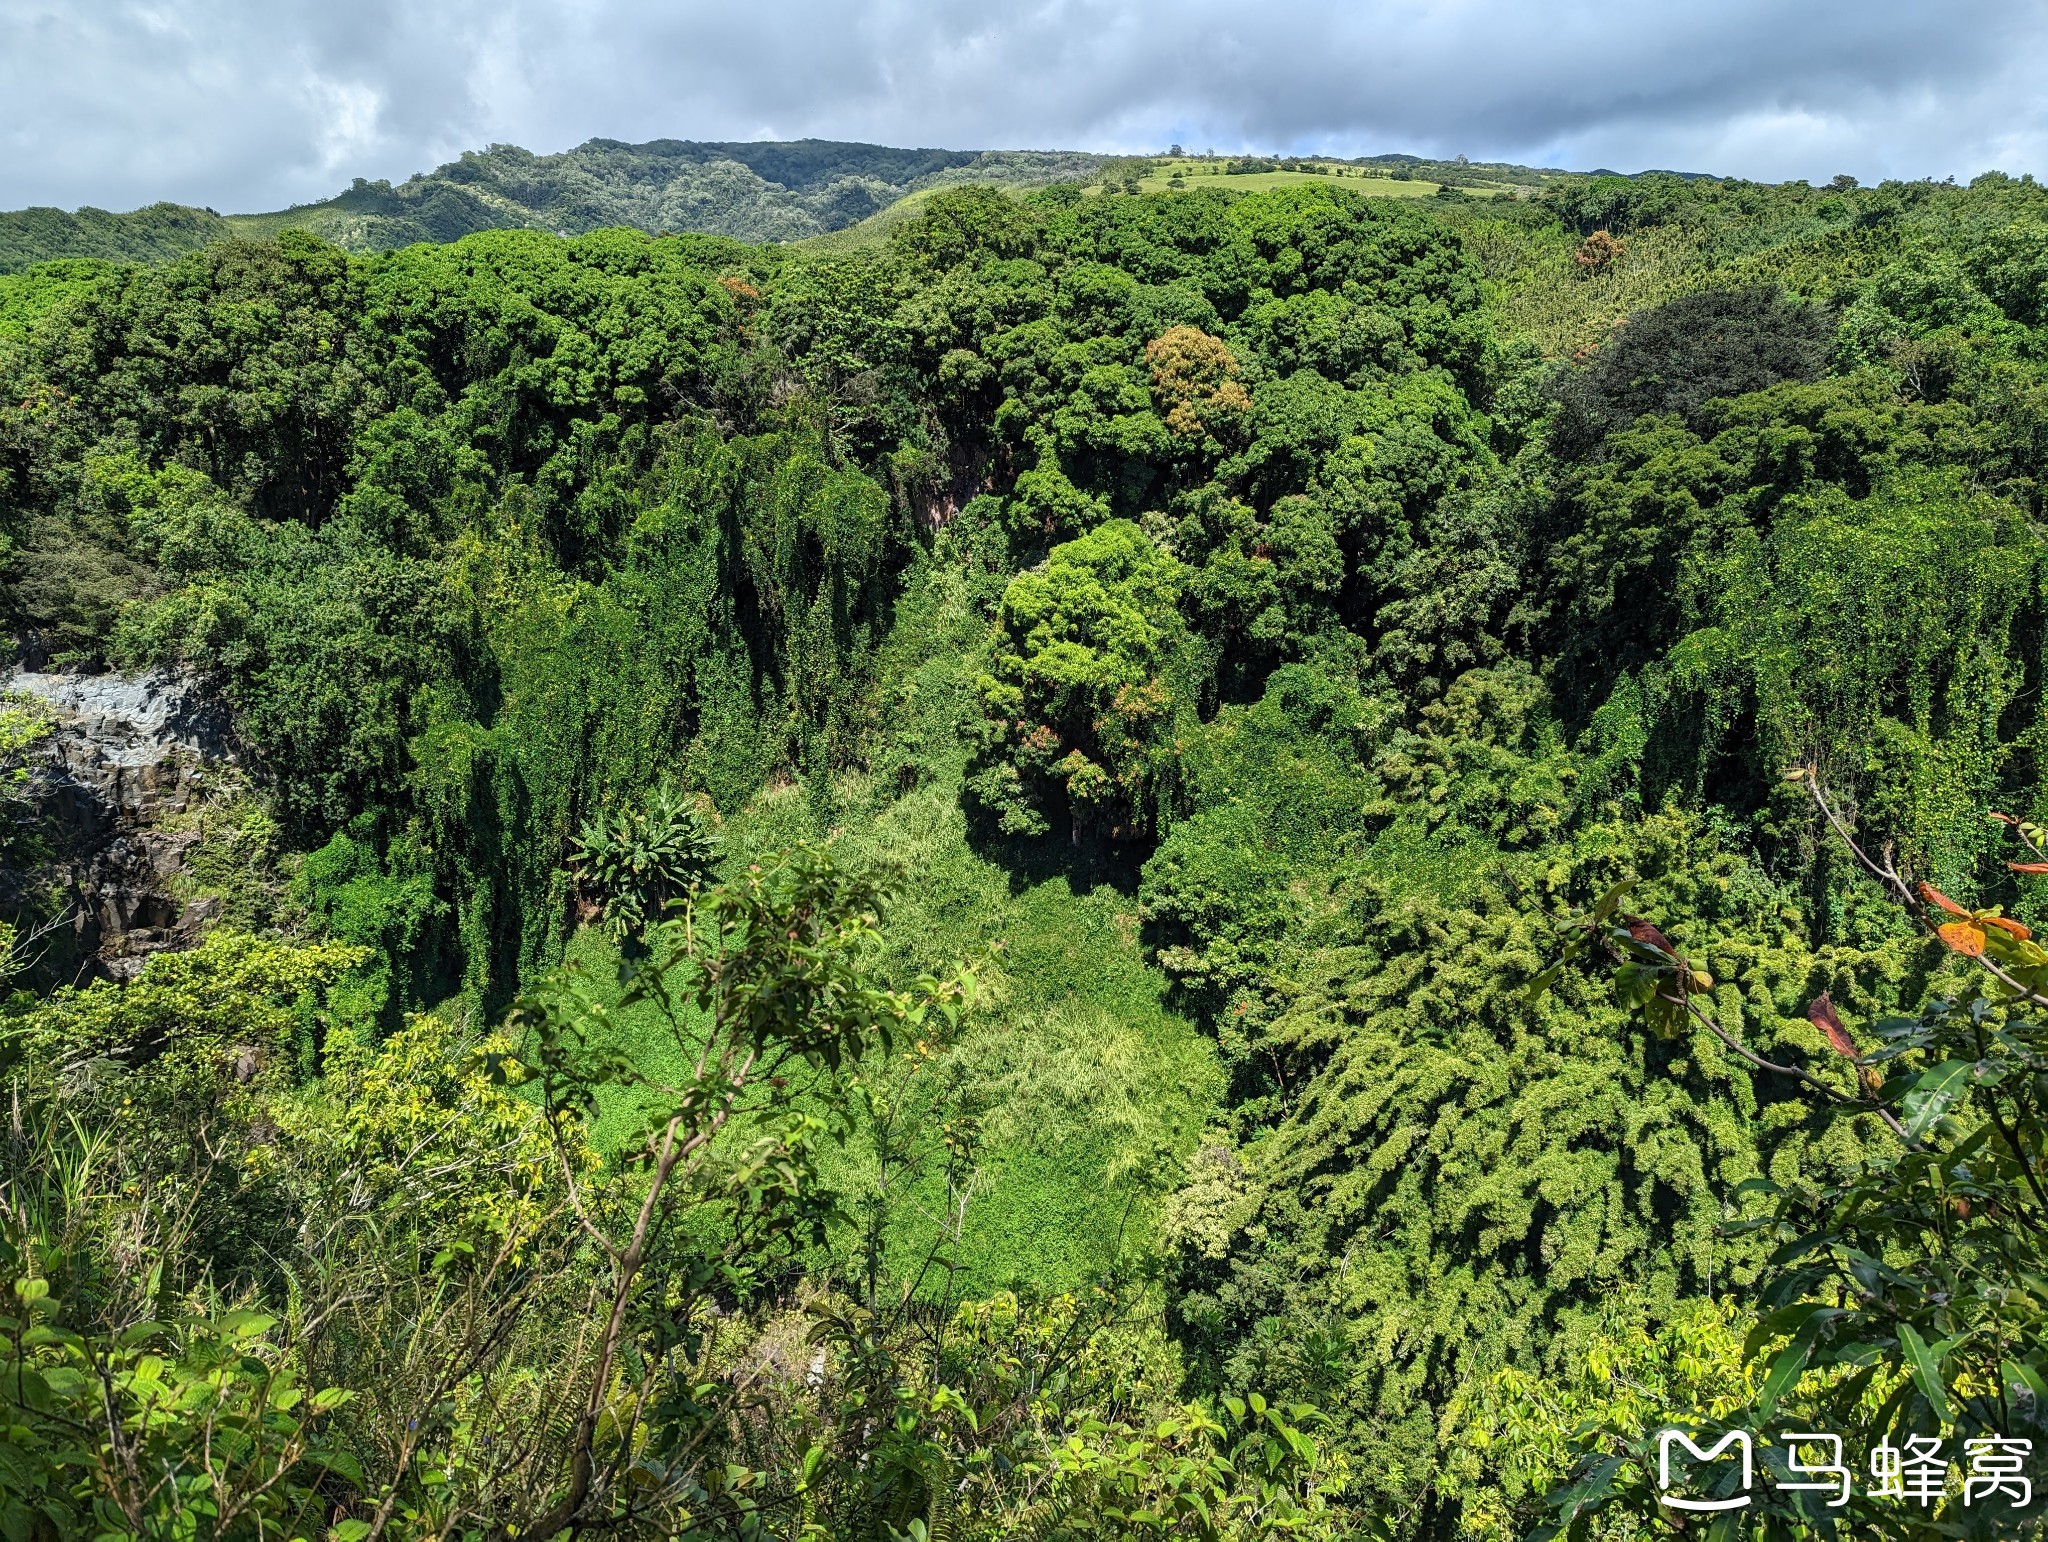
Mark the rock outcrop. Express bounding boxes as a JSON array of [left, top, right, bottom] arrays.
[[6, 669, 239, 981]]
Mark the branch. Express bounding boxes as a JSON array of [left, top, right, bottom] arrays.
[[1805, 774, 2048, 1009], [1665, 987, 1914, 1141], [525, 1046, 756, 1538]]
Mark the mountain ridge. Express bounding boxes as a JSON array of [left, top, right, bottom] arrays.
[[0, 137, 1113, 271], [0, 135, 1689, 273]]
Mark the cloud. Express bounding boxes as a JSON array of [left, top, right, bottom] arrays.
[[3, 0, 2045, 213]]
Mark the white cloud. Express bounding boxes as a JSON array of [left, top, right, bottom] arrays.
[[2, 0, 2045, 212]]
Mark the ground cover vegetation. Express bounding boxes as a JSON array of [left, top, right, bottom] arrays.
[[3, 164, 2048, 1537]]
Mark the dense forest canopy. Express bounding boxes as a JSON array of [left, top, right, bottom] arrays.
[[4, 164, 2048, 1537]]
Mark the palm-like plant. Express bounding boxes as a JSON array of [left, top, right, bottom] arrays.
[[568, 784, 717, 941]]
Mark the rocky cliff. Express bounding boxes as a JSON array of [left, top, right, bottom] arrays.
[[5, 669, 245, 981]]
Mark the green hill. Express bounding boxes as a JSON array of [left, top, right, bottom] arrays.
[[0, 138, 1110, 270], [0, 141, 1616, 273], [0, 200, 232, 272]]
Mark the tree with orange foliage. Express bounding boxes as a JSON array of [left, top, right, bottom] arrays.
[[1574, 228, 1625, 273], [1145, 325, 1252, 441]]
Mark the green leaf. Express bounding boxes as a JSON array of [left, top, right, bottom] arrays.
[[1901, 1060, 1974, 1141], [1756, 1310, 1838, 1418], [1898, 1323, 1954, 1425], [1551, 1454, 1624, 1525], [1745, 1299, 1833, 1360], [1589, 880, 1634, 925], [430, 1240, 474, 1274]]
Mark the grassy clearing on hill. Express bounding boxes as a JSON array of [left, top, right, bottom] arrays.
[[1135, 158, 1457, 197], [794, 182, 1022, 252], [561, 562, 1224, 1295]]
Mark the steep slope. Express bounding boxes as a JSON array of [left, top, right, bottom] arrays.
[[0, 138, 1110, 269]]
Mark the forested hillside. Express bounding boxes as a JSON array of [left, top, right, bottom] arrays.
[[0, 138, 1111, 271], [4, 168, 2048, 1538], [0, 202, 235, 273]]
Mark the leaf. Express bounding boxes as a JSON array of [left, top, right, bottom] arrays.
[[1983, 914, 2033, 941], [1901, 1059, 1973, 1140], [1937, 920, 1987, 956], [1745, 1299, 1834, 1359], [1898, 1323, 1954, 1425], [1920, 882, 1970, 918], [1623, 916, 1674, 954], [1551, 1455, 1624, 1525], [1806, 992, 1859, 1058], [2009, 862, 2048, 875], [1524, 962, 1564, 1003], [1613, 961, 1661, 1007], [430, 1239, 474, 1274], [1589, 880, 1635, 925], [1757, 1310, 1840, 1418]]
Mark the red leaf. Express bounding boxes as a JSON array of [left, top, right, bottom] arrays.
[[1806, 992, 1859, 1059], [2008, 862, 2048, 875], [1983, 915, 2033, 941], [1919, 882, 1970, 918], [1624, 917, 1674, 954]]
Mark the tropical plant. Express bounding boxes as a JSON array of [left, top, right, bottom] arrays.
[[568, 783, 720, 941], [1521, 772, 2048, 1539]]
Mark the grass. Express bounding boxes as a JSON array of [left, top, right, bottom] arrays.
[[1131, 157, 1504, 199], [558, 561, 1225, 1297], [796, 161, 1517, 254], [793, 183, 1023, 254]]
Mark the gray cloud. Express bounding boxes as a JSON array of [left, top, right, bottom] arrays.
[[4, 0, 2044, 213]]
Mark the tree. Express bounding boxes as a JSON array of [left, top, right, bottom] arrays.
[[967, 519, 1195, 841], [1571, 230, 1623, 273], [1148, 326, 1253, 445], [510, 844, 974, 1535]]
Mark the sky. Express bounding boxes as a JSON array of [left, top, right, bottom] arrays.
[[5, 0, 2047, 213]]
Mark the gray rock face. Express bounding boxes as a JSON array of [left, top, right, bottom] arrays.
[[6, 669, 240, 981], [7, 670, 234, 768]]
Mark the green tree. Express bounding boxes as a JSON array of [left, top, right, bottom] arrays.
[[968, 518, 1196, 840]]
